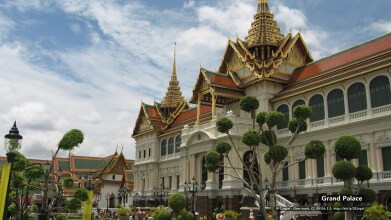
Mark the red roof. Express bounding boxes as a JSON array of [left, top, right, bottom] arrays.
[[205, 71, 237, 88], [172, 105, 212, 126], [289, 34, 391, 83]]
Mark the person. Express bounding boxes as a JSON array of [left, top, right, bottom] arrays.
[[267, 212, 272, 220], [279, 213, 284, 220]]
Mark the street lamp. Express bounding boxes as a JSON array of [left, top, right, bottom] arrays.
[[3, 121, 23, 220], [154, 184, 168, 207], [118, 186, 128, 206], [82, 171, 95, 190], [184, 177, 198, 220], [95, 193, 102, 213], [105, 193, 110, 212]]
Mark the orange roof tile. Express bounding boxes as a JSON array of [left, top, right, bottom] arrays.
[[171, 105, 212, 126], [204, 70, 238, 88], [289, 34, 391, 83]]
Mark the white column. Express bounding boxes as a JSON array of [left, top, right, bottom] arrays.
[[364, 84, 372, 117]]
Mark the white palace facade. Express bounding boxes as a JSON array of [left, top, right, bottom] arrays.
[[131, 0, 391, 218]]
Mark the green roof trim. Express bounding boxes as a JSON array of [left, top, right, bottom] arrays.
[[74, 159, 103, 169]]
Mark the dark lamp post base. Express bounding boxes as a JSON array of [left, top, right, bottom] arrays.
[[256, 212, 265, 220], [6, 152, 17, 163]]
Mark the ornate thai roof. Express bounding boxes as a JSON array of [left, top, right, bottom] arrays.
[[245, 0, 284, 48], [272, 33, 391, 102], [161, 44, 187, 110]]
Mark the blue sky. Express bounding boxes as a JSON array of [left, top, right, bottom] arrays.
[[0, 0, 390, 159]]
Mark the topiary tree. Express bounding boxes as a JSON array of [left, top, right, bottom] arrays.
[[204, 96, 325, 219], [331, 135, 374, 220], [168, 192, 186, 217], [65, 198, 82, 212], [333, 211, 345, 220], [178, 209, 194, 220]]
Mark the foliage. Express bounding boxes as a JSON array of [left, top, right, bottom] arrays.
[[256, 112, 267, 126], [355, 165, 373, 182], [11, 173, 24, 188], [178, 209, 194, 220], [259, 130, 276, 146], [152, 208, 171, 220], [65, 198, 82, 212], [333, 211, 344, 220], [25, 166, 44, 180], [215, 141, 232, 155], [264, 151, 271, 164], [168, 192, 186, 216], [13, 153, 29, 172], [205, 151, 221, 172], [31, 204, 39, 213], [359, 188, 377, 203], [8, 204, 18, 216], [216, 117, 233, 133], [268, 145, 288, 163], [338, 188, 353, 196], [292, 105, 312, 121], [288, 118, 307, 133], [332, 160, 356, 180], [118, 207, 129, 216], [363, 202, 391, 220], [239, 96, 259, 112], [74, 188, 89, 202], [304, 140, 326, 159], [63, 177, 74, 189], [333, 201, 342, 208], [54, 214, 68, 220], [265, 111, 284, 128], [58, 129, 84, 150], [223, 210, 241, 220], [334, 136, 361, 160], [241, 130, 262, 147]]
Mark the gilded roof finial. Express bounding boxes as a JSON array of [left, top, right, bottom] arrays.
[[246, 0, 284, 48], [160, 42, 185, 110]]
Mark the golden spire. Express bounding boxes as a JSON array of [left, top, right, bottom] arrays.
[[245, 0, 284, 48], [160, 42, 185, 110]]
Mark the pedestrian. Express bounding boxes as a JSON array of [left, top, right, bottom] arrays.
[[279, 213, 284, 220]]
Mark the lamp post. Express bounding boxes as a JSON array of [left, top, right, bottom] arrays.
[[95, 193, 102, 213], [3, 122, 23, 220], [118, 186, 128, 206], [154, 184, 168, 207], [105, 193, 110, 212], [184, 177, 198, 220]]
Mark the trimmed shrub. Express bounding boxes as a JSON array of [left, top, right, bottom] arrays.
[[269, 145, 288, 163], [293, 105, 312, 121], [265, 111, 285, 128], [334, 136, 361, 160], [241, 130, 262, 147], [304, 140, 325, 159], [363, 202, 391, 220], [264, 151, 271, 164], [256, 112, 268, 126], [332, 160, 356, 180], [355, 165, 373, 182], [62, 177, 74, 189], [334, 201, 342, 208], [333, 211, 344, 220], [359, 188, 377, 204], [215, 141, 232, 154], [223, 210, 241, 220], [168, 192, 186, 216], [288, 118, 307, 133], [216, 117, 233, 133], [66, 198, 82, 212], [338, 188, 353, 196], [178, 209, 194, 220], [74, 188, 89, 202], [259, 130, 276, 146], [205, 151, 221, 172], [239, 96, 259, 112], [58, 129, 84, 150]]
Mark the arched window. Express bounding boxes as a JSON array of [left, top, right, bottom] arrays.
[[292, 99, 305, 111], [309, 95, 325, 122], [277, 104, 289, 130], [219, 156, 224, 189], [299, 160, 306, 179], [327, 89, 345, 118], [160, 140, 167, 156], [348, 82, 367, 113], [370, 75, 391, 108], [243, 151, 259, 192], [317, 156, 324, 177], [168, 137, 174, 154], [175, 135, 181, 153]]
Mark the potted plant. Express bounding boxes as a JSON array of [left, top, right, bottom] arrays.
[[118, 207, 129, 220]]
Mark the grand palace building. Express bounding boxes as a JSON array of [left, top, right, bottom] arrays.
[[131, 0, 391, 217]]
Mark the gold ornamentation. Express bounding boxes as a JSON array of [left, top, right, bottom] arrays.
[[228, 53, 244, 73], [286, 44, 307, 67]]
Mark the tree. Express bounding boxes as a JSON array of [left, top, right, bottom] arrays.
[[168, 192, 186, 217], [331, 135, 373, 220], [205, 96, 325, 219], [41, 129, 84, 219], [178, 209, 194, 220], [363, 202, 391, 220]]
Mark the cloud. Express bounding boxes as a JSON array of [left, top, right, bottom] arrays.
[[369, 20, 391, 33], [0, 14, 15, 40], [69, 23, 81, 34]]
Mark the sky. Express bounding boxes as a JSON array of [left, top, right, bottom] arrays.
[[0, 0, 390, 160]]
